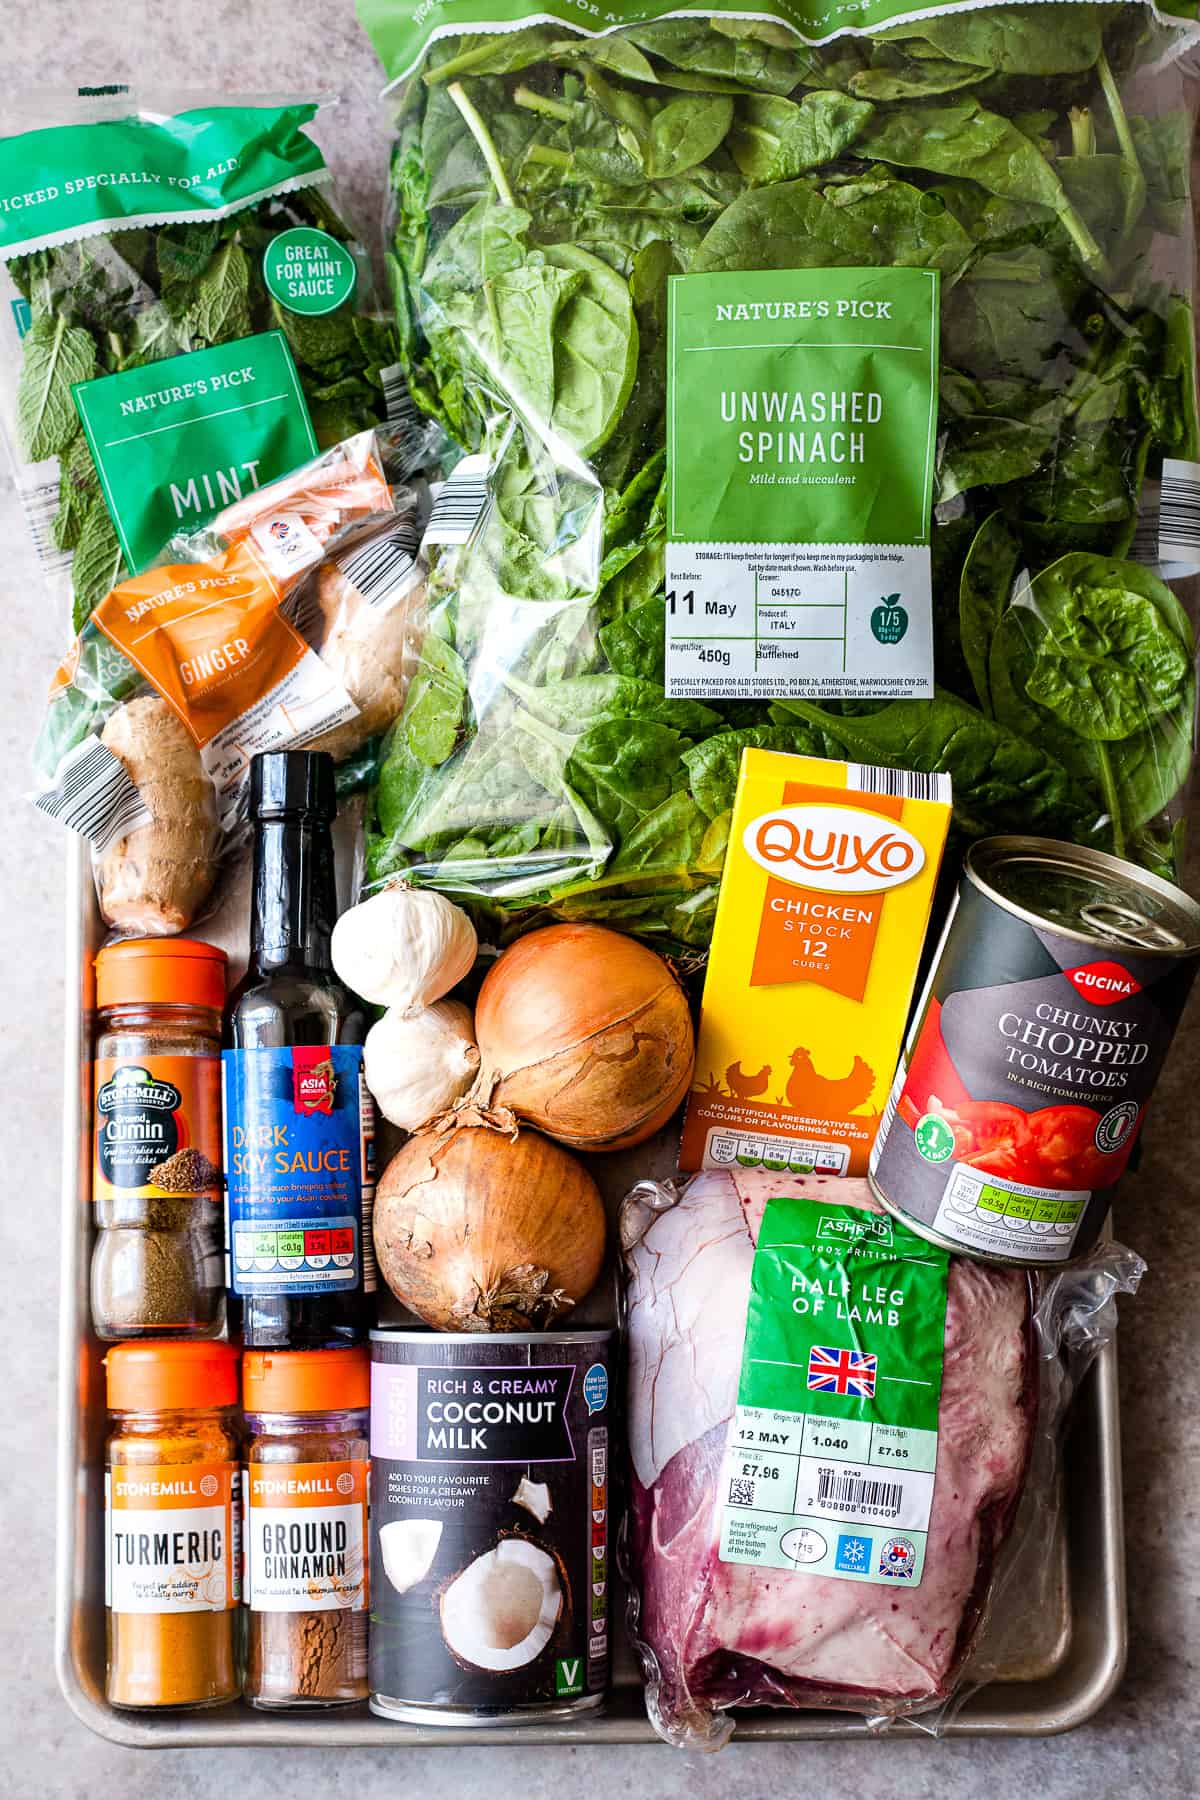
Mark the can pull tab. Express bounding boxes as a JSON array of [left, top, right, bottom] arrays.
[[1080, 901, 1185, 950]]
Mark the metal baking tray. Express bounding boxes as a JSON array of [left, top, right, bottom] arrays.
[[55, 836, 1127, 1747]]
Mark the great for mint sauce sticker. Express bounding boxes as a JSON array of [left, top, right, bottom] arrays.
[[263, 228, 358, 317]]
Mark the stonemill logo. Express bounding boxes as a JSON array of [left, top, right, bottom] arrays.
[[742, 803, 925, 894], [1065, 961, 1141, 1006]]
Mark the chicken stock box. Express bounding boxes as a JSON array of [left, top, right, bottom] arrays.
[[680, 751, 952, 1178]]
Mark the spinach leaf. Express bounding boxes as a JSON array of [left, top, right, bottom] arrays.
[[728, 92, 874, 184], [647, 94, 734, 177], [958, 512, 1022, 715], [858, 100, 1105, 271], [1016, 554, 1192, 741]]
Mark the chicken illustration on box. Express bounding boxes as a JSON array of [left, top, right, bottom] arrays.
[[725, 1062, 771, 1102], [785, 1049, 875, 1119], [679, 750, 952, 1179]]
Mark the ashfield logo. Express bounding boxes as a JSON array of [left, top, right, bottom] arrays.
[[1065, 960, 1142, 1006], [743, 804, 925, 893], [817, 1213, 893, 1246]]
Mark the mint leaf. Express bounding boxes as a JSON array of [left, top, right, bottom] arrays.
[[182, 241, 253, 344], [16, 315, 96, 461], [71, 500, 125, 631]]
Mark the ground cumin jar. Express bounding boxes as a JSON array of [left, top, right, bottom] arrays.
[[105, 1341, 241, 1709], [242, 1347, 370, 1709], [91, 938, 227, 1340]]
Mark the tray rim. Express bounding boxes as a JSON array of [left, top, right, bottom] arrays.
[[53, 838, 1128, 1749]]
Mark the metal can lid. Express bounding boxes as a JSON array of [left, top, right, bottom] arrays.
[[966, 837, 1200, 956], [368, 1328, 613, 1347]]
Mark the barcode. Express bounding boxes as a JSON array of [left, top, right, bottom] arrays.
[[846, 764, 951, 804], [35, 737, 149, 851], [380, 362, 420, 434], [1158, 458, 1200, 566], [1130, 483, 1161, 567], [871, 1080, 902, 1175], [816, 1469, 903, 1516], [360, 1189, 378, 1295], [333, 515, 421, 607], [728, 1476, 755, 1506], [422, 454, 491, 549], [19, 473, 73, 576]]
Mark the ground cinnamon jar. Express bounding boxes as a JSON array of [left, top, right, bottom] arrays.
[[242, 1347, 370, 1709], [105, 1341, 241, 1709], [91, 938, 227, 1340]]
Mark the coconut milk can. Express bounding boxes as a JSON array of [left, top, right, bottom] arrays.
[[368, 1329, 612, 1723]]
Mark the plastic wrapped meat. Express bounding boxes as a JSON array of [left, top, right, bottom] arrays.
[[622, 1171, 1035, 1745]]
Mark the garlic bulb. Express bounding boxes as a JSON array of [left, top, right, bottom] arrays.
[[332, 884, 477, 1013], [364, 1000, 481, 1132]]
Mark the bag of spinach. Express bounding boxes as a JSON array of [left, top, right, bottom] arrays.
[[0, 89, 419, 631], [358, 1, 1200, 951]]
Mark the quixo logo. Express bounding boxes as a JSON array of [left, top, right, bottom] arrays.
[[742, 803, 925, 893]]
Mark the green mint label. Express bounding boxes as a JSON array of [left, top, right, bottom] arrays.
[[0, 105, 325, 258], [719, 1197, 948, 1588], [263, 227, 357, 317], [72, 331, 317, 571], [664, 266, 937, 701]]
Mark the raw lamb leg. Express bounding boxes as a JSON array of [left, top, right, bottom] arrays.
[[623, 1171, 1034, 1743]]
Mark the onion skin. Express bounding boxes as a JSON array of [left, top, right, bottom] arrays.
[[473, 924, 695, 1152], [374, 1123, 606, 1332]]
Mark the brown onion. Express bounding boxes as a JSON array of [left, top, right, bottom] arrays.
[[473, 923, 695, 1152], [373, 1120, 606, 1332]]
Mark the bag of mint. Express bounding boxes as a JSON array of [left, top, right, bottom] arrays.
[[0, 89, 433, 631], [358, 2, 1200, 952]]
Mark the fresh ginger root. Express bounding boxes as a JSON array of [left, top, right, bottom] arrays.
[[305, 557, 420, 761], [97, 697, 220, 935]]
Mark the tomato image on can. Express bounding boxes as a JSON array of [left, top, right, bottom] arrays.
[[870, 837, 1200, 1265]]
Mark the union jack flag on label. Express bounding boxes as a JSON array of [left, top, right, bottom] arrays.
[[807, 1345, 877, 1399]]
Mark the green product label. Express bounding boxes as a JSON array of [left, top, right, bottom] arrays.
[[72, 331, 318, 571], [262, 227, 357, 317], [555, 1656, 585, 1697], [358, 1, 1199, 87], [664, 267, 937, 701], [719, 1197, 948, 1588], [0, 105, 326, 259]]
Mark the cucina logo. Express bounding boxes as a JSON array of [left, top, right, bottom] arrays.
[[743, 804, 925, 893], [1065, 960, 1141, 1005]]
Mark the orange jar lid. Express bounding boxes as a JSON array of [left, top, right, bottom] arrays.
[[242, 1347, 370, 1415], [106, 1341, 239, 1412], [96, 937, 227, 1011]]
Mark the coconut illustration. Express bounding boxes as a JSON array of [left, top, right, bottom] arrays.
[[439, 1537, 567, 1674], [379, 1518, 443, 1595]]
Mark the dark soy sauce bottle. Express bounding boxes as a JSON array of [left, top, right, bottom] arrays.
[[223, 752, 374, 1348]]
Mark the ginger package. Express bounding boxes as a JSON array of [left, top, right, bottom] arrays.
[[33, 432, 427, 935]]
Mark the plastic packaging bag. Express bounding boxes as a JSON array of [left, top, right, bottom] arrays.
[[0, 87, 417, 632], [358, 1, 1200, 949], [618, 1168, 1143, 1748], [32, 431, 426, 936]]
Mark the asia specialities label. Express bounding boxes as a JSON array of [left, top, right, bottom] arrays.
[[719, 1197, 948, 1587], [666, 267, 938, 701]]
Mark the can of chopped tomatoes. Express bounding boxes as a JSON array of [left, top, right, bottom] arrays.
[[869, 837, 1200, 1265]]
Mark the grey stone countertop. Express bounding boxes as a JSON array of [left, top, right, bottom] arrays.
[[0, 3, 1197, 1795]]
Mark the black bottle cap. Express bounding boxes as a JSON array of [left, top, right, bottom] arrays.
[[249, 751, 337, 823]]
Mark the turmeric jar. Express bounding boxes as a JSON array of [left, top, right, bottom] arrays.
[[105, 1342, 241, 1709], [91, 938, 227, 1340]]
